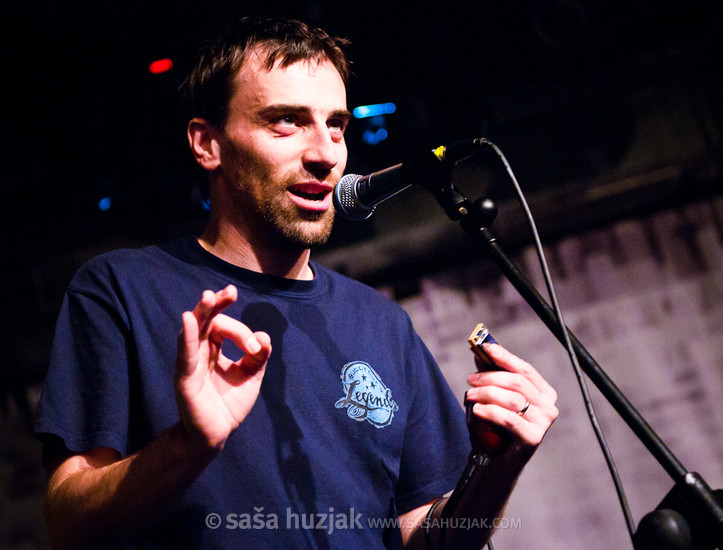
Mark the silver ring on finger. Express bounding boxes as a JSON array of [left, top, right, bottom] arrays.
[[518, 400, 531, 416]]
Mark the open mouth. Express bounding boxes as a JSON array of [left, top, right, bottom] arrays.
[[288, 183, 330, 201], [289, 188, 326, 201], [287, 183, 333, 211]]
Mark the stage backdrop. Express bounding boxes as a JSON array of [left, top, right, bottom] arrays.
[[395, 196, 723, 549]]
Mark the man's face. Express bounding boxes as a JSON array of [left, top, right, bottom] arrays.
[[216, 51, 350, 249]]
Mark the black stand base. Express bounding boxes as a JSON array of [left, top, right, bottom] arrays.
[[634, 478, 723, 550]]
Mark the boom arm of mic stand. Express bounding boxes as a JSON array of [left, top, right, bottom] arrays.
[[422, 178, 723, 546], [458, 199, 688, 479]]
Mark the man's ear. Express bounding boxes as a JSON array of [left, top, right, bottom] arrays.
[[187, 118, 222, 170]]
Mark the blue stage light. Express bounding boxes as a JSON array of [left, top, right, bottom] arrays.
[[353, 102, 396, 119], [98, 197, 112, 211], [362, 128, 389, 145]]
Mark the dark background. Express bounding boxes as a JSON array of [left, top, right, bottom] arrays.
[[6, 0, 722, 256]]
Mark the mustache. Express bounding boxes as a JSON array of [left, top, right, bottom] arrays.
[[287, 168, 342, 186]]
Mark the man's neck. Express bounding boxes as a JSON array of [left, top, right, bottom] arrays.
[[198, 225, 314, 281]]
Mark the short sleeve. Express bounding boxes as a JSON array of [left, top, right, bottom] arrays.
[[34, 276, 131, 455], [394, 328, 470, 514]]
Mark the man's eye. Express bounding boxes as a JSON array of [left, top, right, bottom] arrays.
[[270, 115, 301, 135], [329, 119, 347, 133], [278, 115, 297, 125]]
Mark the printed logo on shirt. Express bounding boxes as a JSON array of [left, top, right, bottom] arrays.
[[334, 361, 398, 428]]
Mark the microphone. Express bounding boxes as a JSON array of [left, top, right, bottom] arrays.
[[333, 138, 486, 220]]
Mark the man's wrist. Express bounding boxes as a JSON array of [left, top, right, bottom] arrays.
[[166, 422, 223, 464]]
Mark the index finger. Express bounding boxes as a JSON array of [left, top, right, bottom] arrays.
[[482, 343, 557, 400], [192, 285, 238, 336], [209, 314, 271, 361]]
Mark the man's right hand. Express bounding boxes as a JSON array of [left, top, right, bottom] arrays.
[[175, 285, 272, 450], [43, 285, 271, 549]]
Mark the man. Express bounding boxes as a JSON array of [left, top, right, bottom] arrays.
[[35, 16, 558, 549]]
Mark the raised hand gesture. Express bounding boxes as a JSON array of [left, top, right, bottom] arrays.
[[175, 285, 272, 450]]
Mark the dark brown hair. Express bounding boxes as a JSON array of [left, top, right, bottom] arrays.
[[181, 16, 351, 127]]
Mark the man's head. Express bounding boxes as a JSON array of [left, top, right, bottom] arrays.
[[185, 17, 352, 254], [182, 16, 351, 129]]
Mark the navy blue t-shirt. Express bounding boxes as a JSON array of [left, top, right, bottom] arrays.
[[35, 236, 470, 549]]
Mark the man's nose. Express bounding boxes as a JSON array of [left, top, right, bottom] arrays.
[[303, 126, 340, 170]]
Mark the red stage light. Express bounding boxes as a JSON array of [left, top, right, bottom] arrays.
[[149, 58, 173, 74]]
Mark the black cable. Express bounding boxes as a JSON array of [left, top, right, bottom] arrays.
[[481, 139, 637, 541]]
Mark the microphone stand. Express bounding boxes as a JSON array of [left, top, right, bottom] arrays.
[[419, 169, 723, 549]]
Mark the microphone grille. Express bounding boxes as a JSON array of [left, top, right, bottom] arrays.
[[333, 174, 375, 221]]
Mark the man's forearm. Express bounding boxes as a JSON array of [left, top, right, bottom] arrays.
[[425, 445, 534, 550], [46, 423, 219, 550]]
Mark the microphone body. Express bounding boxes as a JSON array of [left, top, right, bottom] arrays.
[[333, 138, 485, 220], [333, 164, 406, 221]]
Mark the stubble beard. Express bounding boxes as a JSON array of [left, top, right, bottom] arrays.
[[256, 194, 335, 250], [231, 162, 336, 252]]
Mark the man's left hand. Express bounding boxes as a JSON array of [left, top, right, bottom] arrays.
[[465, 343, 558, 451]]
